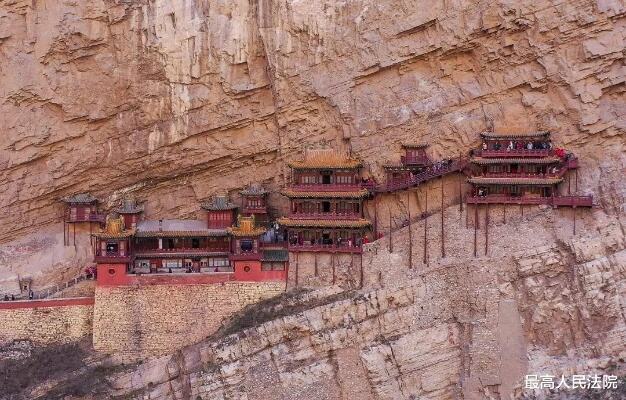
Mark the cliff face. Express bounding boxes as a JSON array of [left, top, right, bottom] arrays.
[[1, 0, 624, 238], [101, 197, 625, 400]]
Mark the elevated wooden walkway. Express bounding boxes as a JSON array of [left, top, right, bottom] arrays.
[[377, 158, 469, 193]]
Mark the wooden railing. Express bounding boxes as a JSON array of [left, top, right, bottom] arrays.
[[401, 155, 431, 165], [65, 213, 106, 223], [288, 244, 363, 253], [476, 149, 553, 158], [378, 158, 468, 192], [23, 274, 94, 300], [289, 184, 363, 192], [289, 212, 361, 220], [133, 247, 230, 253], [466, 195, 593, 207]]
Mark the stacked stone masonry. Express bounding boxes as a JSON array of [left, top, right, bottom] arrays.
[[93, 282, 284, 357]]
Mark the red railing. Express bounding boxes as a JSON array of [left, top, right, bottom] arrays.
[[65, 213, 106, 223], [94, 254, 132, 263], [133, 247, 230, 253], [401, 155, 431, 165], [289, 184, 363, 192], [378, 159, 468, 192], [466, 195, 593, 207], [476, 149, 553, 158], [289, 212, 361, 220], [230, 252, 262, 260], [259, 241, 288, 248], [243, 206, 267, 214], [288, 244, 363, 253]]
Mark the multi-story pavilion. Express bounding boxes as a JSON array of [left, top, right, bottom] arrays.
[[278, 149, 371, 253], [466, 131, 592, 207], [61, 193, 106, 245]]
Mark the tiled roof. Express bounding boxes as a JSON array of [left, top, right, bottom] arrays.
[[262, 249, 289, 262], [62, 193, 98, 204], [200, 195, 238, 211], [240, 183, 269, 196], [136, 219, 228, 237], [116, 198, 144, 214], [288, 149, 362, 170], [281, 188, 369, 199], [277, 217, 371, 229], [402, 143, 429, 149], [470, 157, 561, 165], [468, 177, 563, 185], [228, 216, 266, 237], [481, 131, 550, 139], [92, 229, 135, 239]]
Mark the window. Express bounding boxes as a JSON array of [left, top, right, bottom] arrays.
[[106, 242, 118, 253], [322, 201, 331, 212], [240, 239, 253, 252], [192, 238, 200, 248], [322, 173, 331, 184]]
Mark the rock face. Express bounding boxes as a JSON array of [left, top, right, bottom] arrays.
[[1, 0, 625, 398], [1, 0, 623, 240]]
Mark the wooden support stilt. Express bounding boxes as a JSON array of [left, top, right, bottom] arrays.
[[520, 204, 524, 217], [314, 253, 318, 276], [573, 206, 577, 235], [441, 176, 445, 258], [73, 223, 76, 247], [374, 196, 378, 239], [459, 153, 463, 215], [575, 169, 578, 193], [474, 204, 478, 258], [503, 203, 506, 224], [295, 252, 299, 288], [359, 254, 364, 289], [407, 191, 412, 269], [466, 203, 469, 228], [63, 221, 66, 246], [485, 203, 489, 256], [332, 253, 336, 285], [423, 188, 428, 265], [350, 253, 354, 285], [284, 256, 290, 291], [568, 174, 571, 195], [388, 207, 393, 253]]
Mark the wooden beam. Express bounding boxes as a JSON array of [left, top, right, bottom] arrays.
[[389, 206, 393, 253], [332, 252, 336, 285], [295, 252, 299, 288], [575, 169, 578, 193], [359, 254, 364, 289], [459, 152, 463, 215], [485, 203, 489, 256], [503, 203, 506, 224], [573, 206, 577, 235], [441, 176, 445, 258], [423, 188, 428, 265], [407, 191, 412, 269], [474, 204, 478, 258], [374, 195, 378, 239], [314, 252, 318, 276]]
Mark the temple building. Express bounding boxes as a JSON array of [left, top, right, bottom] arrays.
[[466, 131, 593, 207], [278, 149, 372, 252], [132, 219, 232, 273], [92, 214, 135, 274], [61, 193, 105, 245], [116, 198, 144, 229], [382, 143, 431, 189], [240, 183, 270, 225], [201, 195, 238, 229]]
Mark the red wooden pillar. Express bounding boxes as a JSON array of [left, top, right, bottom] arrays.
[[474, 204, 478, 258], [485, 203, 489, 256], [441, 176, 445, 258], [407, 191, 412, 269], [423, 188, 428, 265]]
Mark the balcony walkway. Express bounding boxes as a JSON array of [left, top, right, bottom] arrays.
[[466, 195, 593, 207], [288, 244, 363, 253], [377, 158, 469, 193]]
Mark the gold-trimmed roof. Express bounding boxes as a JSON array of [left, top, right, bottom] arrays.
[[480, 131, 550, 139], [62, 193, 98, 204], [228, 215, 266, 237], [470, 157, 561, 165], [277, 217, 371, 229], [468, 177, 563, 185], [281, 188, 369, 199], [200, 195, 238, 211], [287, 149, 362, 170], [402, 143, 429, 149], [93, 215, 135, 239]]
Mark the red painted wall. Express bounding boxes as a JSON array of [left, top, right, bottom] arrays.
[[0, 297, 94, 310], [233, 260, 287, 282], [96, 264, 131, 286]]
